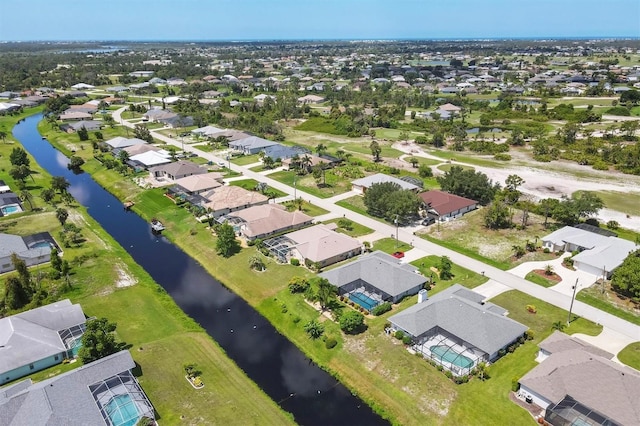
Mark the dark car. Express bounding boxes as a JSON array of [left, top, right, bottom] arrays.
[[422, 217, 436, 226]]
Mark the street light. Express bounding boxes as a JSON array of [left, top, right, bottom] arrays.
[[567, 278, 578, 326], [394, 215, 399, 248]]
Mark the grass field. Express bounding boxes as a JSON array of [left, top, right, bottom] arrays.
[[323, 217, 374, 237], [574, 189, 640, 217], [617, 342, 640, 370], [411, 256, 488, 291], [525, 271, 557, 288], [230, 154, 260, 165], [372, 237, 412, 254], [269, 169, 353, 198]]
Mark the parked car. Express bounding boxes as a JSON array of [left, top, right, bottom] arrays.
[[392, 251, 405, 259], [422, 217, 435, 226]]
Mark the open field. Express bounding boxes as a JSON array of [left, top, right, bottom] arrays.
[[575, 189, 640, 217], [269, 169, 353, 198], [411, 256, 488, 291], [323, 217, 374, 237]]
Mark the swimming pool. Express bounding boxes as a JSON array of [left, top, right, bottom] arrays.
[[1, 204, 22, 215], [349, 292, 379, 311], [430, 345, 474, 369], [104, 394, 140, 426], [69, 337, 83, 357], [31, 241, 52, 249]]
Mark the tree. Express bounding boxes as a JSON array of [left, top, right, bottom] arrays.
[[67, 156, 85, 171], [551, 321, 566, 332], [118, 150, 130, 164], [512, 245, 526, 258], [215, 222, 239, 257], [77, 126, 89, 141], [363, 182, 421, 223], [558, 122, 579, 145], [133, 124, 153, 143], [315, 143, 327, 156], [9, 147, 30, 167], [9, 164, 31, 183], [369, 140, 382, 162], [484, 199, 512, 229], [50, 247, 62, 279], [248, 255, 265, 271], [620, 89, 640, 105], [3, 276, 31, 311], [418, 164, 433, 178], [41, 188, 55, 204], [339, 310, 365, 333], [439, 256, 453, 280], [51, 176, 70, 193], [262, 155, 275, 169], [407, 157, 419, 168], [56, 208, 69, 226], [504, 174, 525, 204], [19, 189, 34, 210], [431, 131, 445, 148], [611, 249, 640, 298], [78, 318, 125, 364], [0, 130, 7, 143], [572, 191, 604, 219], [303, 319, 325, 339], [436, 166, 500, 205], [315, 277, 337, 311], [288, 276, 309, 293]]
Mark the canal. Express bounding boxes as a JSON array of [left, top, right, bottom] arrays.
[[13, 114, 388, 426]]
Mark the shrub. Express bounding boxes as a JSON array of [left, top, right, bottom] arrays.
[[290, 258, 300, 266], [525, 329, 535, 340], [303, 320, 325, 339], [371, 302, 392, 316], [543, 247, 550, 253], [606, 220, 619, 230], [494, 153, 512, 161], [511, 376, 521, 392], [292, 316, 301, 324], [394, 330, 404, 340], [445, 370, 453, 379], [526, 304, 537, 313], [288, 276, 309, 293], [325, 337, 338, 349], [402, 335, 412, 345], [339, 310, 365, 333]]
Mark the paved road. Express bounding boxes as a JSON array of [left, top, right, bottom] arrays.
[[113, 108, 640, 345]]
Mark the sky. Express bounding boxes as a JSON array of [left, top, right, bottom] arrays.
[[1, 0, 639, 41]]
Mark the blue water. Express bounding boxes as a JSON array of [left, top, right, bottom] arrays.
[[349, 292, 379, 311], [1, 205, 21, 214], [70, 338, 82, 357], [430, 345, 474, 369], [105, 394, 139, 426], [14, 113, 387, 426], [31, 241, 51, 249]]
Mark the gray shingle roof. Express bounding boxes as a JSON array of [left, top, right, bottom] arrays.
[[0, 351, 144, 426], [319, 251, 426, 298], [0, 300, 85, 375], [351, 173, 420, 191], [389, 284, 527, 355]]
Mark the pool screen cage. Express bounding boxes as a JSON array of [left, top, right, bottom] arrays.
[[263, 235, 296, 263], [544, 395, 620, 426], [58, 323, 86, 355], [90, 371, 155, 426], [347, 287, 383, 308], [413, 332, 483, 376]]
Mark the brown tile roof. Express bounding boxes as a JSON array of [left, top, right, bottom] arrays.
[[203, 186, 268, 213], [419, 190, 477, 216], [286, 224, 361, 264], [233, 204, 313, 239]]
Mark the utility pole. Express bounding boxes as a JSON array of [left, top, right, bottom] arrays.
[[567, 278, 578, 326], [394, 215, 399, 248]]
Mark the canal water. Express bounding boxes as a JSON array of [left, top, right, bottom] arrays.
[[14, 114, 387, 426]]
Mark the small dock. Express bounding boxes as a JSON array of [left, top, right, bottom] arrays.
[[123, 201, 135, 210], [150, 219, 165, 233]]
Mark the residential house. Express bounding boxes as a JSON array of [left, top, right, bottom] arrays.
[[149, 160, 206, 182], [128, 150, 172, 169], [320, 251, 427, 306], [541, 225, 637, 278], [192, 125, 226, 137], [419, 190, 477, 221], [219, 204, 313, 240], [0, 300, 86, 385], [0, 232, 57, 273], [264, 223, 362, 268], [201, 186, 269, 217], [71, 83, 94, 90], [518, 332, 640, 426], [0, 350, 155, 425], [261, 144, 309, 161], [104, 136, 147, 150], [129, 70, 154, 78], [297, 94, 325, 104], [229, 136, 278, 155], [0, 180, 10, 194], [351, 173, 421, 194], [58, 111, 92, 121], [60, 120, 102, 133], [0, 193, 23, 216], [388, 284, 527, 376], [171, 172, 225, 195]]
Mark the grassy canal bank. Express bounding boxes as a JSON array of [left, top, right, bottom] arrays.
[[2, 110, 294, 425], [36, 118, 606, 425]]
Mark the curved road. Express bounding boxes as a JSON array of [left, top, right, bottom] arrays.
[[113, 108, 640, 345]]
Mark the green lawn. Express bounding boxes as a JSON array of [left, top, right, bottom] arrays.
[[281, 199, 329, 217], [574, 190, 640, 217], [617, 342, 640, 370], [576, 288, 640, 326], [323, 218, 374, 237], [437, 163, 475, 173], [229, 178, 287, 198], [336, 195, 369, 216], [411, 256, 488, 292], [525, 271, 557, 288], [230, 154, 260, 165], [372, 237, 412, 254], [269, 169, 353, 199]]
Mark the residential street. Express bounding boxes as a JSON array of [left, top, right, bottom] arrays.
[[113, 108, 640, 349]]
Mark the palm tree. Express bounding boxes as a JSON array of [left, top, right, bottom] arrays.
[[293, 197, 304, 211], [20, 189, 34, 211], [551, 321, 566, 332], [300, 154, 312, 175], [315, 277, 337, 311], [248, 255, 265, 271], [0, 130, 7, 143], [315, 143, 327, 157], [56, 208, 69, 226]]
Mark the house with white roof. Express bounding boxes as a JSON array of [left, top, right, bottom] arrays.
[[104, 137, 148, 150], [351, 173, 421, 194], [0, 300, 86, 385], [228, 136, 278, 155], [542, 225, 637, 278]]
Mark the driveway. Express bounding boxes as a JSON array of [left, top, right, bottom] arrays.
[[112, 107, 640, 349]]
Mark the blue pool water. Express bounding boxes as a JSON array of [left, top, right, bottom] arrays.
[[430, 345, 474, 369], [349, 292, 379, 311], [70, 338, 82, 357], [105, 394, 139, 426], [1, 205, 21, 214], [31, 241, 51, 249]]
